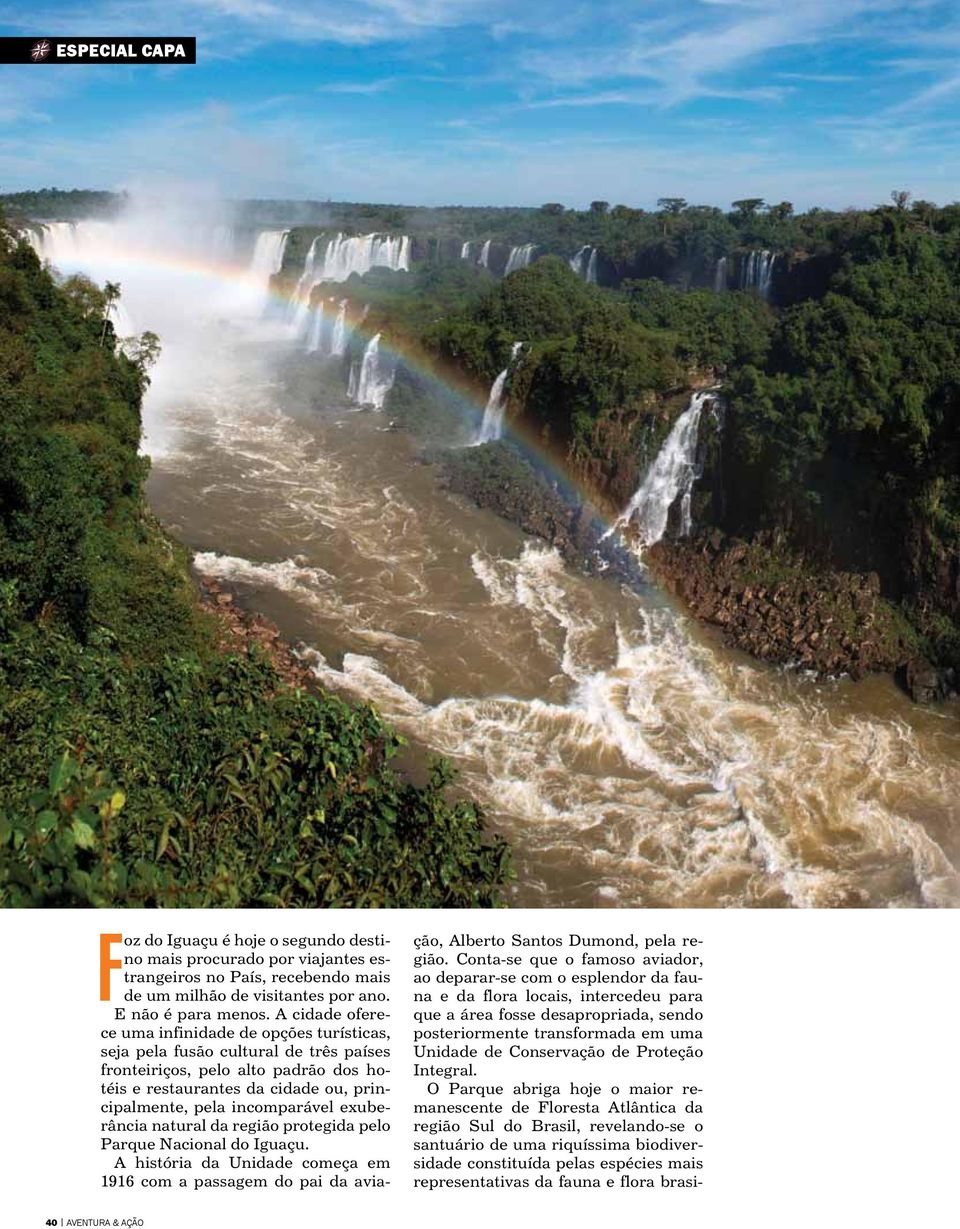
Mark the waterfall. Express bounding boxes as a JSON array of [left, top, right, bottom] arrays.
[[478, 240, 492, 269], [475, 341, 523, 444], [349, 334, 395, 410], [740, 251, 752, 291], [757, 250, 776, 299], [290, 236, 322, 334], [505, 244, 537, 275], [330, 300, 349, 356], [26, 221, 140, 335], [28, 220, 87, 264], [460, 241, 474, 261], [307, 299, 325, 353], [108, 298, 136, 338], [569, 246, 597, 283], [22, 225, 42, 257], [295, 237, 322, 296], [249, 229, 289, 285], [714, 256, 728, 293], [612, 390, 715, 548], [314, 232, 410, 282], [292, 232, 405, 342], [740, 249, 776, 299]]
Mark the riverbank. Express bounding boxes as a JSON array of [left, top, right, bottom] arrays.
[[315, 266, 948, 703], [141, 305, 960, 908], [647, 532, 912, 679], [197, 574, 316, 690], [0, 225, 512, 910], [433, 418, 957, 706]]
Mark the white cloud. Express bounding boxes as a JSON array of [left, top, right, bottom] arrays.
[[317, 77, 397, 94], [0, 0, 514, 45], [883, 68, 960, 114], [2, 0, 960, 207], [516, 0, 944, 107], [1, 92, 956, 211]]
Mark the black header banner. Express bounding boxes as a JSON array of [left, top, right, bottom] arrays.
[[0, 37, 196, 64]]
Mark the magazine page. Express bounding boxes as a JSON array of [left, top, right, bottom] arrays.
[[0, 5, 957, 1227]]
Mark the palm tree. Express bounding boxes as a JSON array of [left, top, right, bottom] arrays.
[[100, 281, 122, 346]]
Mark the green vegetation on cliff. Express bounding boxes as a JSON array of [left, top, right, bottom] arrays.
[[723, 204, 960, 669], [0, 188, 122, 222], [15, 186, 956, 685], [309, 198, 959, 681], [0, 218, 509, 908]]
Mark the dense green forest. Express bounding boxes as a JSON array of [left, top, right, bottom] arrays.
[[280, 197, 960, 682], [0, 217, 510, 908], [8, 186, 959, 686], [0, 188, 123, 222], [15, 186, 947, 293]]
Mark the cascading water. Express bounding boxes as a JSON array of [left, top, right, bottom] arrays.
[[612, 390, 714, 548], [24, 220, 142, 335], [314, 232, 410, 282], [757, 251, 776, 299], [19, 201, 290, 460], [108, 299, 136, 338], [29, 220, 93, 264], [460, 241, 474, 261], [330, 299, 349, 356], [290, 236, 321, 335], [569, 246, 598, 283], [505, 244, 537, 275], [31, 195, 959, 910], [349, 333, 395, 409], [714, 256, 728, 292], [291, 234, 408, 347], [478, 240, 492, 269], [475, 341, 523, 444], [307, 299, 325, 353], [249, 229, 289, 285], [740, 249, 776, 299]]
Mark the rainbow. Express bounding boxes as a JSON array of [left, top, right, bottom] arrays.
[[24, 225, 669, 547]]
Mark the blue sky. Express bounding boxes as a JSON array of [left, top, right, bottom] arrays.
[[1, 1, 959, 208]]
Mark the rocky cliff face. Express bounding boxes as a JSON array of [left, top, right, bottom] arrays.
[[648, 530, 915, 679], [439, 385, 956, 703], [646, 530, 958, 702]]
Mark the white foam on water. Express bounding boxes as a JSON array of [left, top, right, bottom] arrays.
[[64, 194, 957, 910], [306, 542, 960, 908], [164, 365, 960, 907]]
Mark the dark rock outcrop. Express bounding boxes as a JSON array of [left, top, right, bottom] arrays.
[[196, 577, 315, 691], [435, 441, 647, 588], [899, 658, 957, 705], [647, 530, 921, 682]]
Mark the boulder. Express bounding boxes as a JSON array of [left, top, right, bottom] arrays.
[[901, 658, 951, 705]]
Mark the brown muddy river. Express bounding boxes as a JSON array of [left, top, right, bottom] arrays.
[[146, 329, 960, 910], [35, 212, 960, 908]]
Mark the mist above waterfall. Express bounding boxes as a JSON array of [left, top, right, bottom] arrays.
[[13, 183, 959, 914], [27, 192, 293, 455]]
